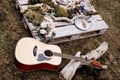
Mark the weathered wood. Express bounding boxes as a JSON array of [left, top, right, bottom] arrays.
[[48, 13, 90, 23], [59, 51, 82, 80], [17, 0, 28, 5], [60, 42, 108, 80], [54, 21, 108, 39], [16, 0, 109, 44], [81, 42, 108, 69], [83, 42, 108, 60], [23, 14, 108, 44]]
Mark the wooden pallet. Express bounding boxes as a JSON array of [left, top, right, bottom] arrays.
[[16, 0, 109, 44]]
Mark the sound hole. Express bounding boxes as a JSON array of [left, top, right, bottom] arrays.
[[44, 50, 53, 57]]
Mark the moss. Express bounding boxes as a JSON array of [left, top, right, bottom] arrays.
[[24, 7, 44, 26], [28, 0, 69, 17]]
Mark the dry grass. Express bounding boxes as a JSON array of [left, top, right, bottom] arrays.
[[0, 0, 120, 80]]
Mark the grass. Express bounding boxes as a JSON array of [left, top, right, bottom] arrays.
[[0, 0, 120, 80]]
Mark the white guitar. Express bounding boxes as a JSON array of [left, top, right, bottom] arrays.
[[15, 37, 103, 71]]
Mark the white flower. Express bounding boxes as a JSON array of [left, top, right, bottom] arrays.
[[39, 29, 47, 34], [41, 21, 48, 28]]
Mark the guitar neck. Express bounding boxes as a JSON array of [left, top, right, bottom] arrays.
[[53, 52, 91, 63]]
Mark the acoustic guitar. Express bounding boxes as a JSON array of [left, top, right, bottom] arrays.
[[15, 37, 102, 71]]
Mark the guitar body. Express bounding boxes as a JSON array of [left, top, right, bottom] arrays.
[[15, 37, 62, 71]]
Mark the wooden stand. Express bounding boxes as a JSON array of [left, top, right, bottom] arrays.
[[59, 42, 108, 80], [15, 0, 109, 44]]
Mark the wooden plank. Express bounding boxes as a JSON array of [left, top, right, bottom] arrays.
[[23, 15, 108, 39], [17, 0, 28, 5], [87, 15, 103, 22], [99, 29, 107, 34], [59, 52, 82, 80], [20, 5, 29, 13], [55, 15, 103, 27], [54, 20, 108, 38], [55, 22, 73, 27]]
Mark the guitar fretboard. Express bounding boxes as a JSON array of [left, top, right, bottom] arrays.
[[53, 52, 91, 63]]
